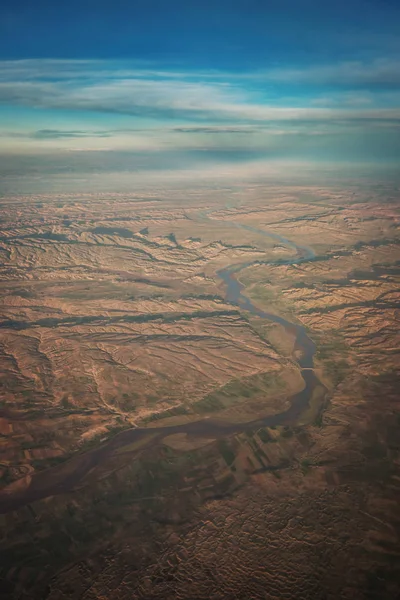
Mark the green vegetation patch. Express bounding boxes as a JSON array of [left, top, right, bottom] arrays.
[[314, 330, 351, 386], [314, 330, 349, 360], [324, 358, 350, 386], [192, 371, 285, 414], [143, 404, 190, 423], [217, 439, 236, 466], [300, 458, 313, 475]]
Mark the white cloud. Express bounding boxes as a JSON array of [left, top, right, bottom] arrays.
[[0, 59, 399, 158], [262, 58, 400, 86], [0, 57, 399, 130], [1, 57, 400, 86], [0, 74, 399, 125]]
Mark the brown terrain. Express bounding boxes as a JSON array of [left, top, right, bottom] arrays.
[[0, 183, 399, 599]]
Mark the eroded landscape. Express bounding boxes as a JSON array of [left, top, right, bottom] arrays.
[[0, 183, 399, 599]]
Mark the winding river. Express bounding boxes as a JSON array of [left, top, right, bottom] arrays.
[[0, 210, 326, 514]]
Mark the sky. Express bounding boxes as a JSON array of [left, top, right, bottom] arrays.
[[0, 0, 399, 191]]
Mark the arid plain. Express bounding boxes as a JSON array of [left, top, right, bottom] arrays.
[[0, 183, 399, 599]]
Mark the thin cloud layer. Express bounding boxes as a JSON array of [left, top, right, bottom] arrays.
[[0, 58, 399, 171], [1, 59, 400, 122], [264, 59, 400, 86]]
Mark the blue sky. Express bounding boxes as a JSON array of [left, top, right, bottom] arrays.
[[0, 0, 399, 189]]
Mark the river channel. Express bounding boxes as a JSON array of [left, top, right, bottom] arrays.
[[0, 212, 325, 514]]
